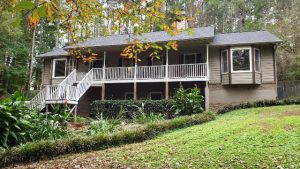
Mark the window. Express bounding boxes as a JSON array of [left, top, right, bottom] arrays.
[[231, 48, 251, 72], [221, 50, 228, 73], [184, 53, 197, 64], [254, 48, 261, 72], [124, 92, 134, 100], [150, 92, 162, 100], [52, 59, 67, 78]]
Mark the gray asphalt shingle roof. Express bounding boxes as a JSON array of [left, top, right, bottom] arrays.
[[212, 31, 282, 46], [74, 26, 215, 48], [37, 48, 68, 58], [37, 27, 282, 58]]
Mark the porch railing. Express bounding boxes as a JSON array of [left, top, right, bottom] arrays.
[[168, 63, 207, 78], [46, 85, 77, 101], [105, 67, 135, 80], [137, 65, 166, 79], [92, 63, 207, 81]]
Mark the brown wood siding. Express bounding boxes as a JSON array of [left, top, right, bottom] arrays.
[[209, 47, 221, 83], [260, 45, 275, 83], [209, 83, 276, 104], [42, 58, 52, 86], [255, 73, 262, 84], [231, 72, 253, 84], [221, 74, 229, 85]]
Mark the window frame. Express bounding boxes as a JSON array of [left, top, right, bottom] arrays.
[[183, 53, 197, 64], [230, 47, 252, 73], [221, 49, 229, 74], [254, 48, 261, 73], [52, 58, 67, 79]]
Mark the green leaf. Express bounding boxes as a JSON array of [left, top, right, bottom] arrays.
[[37, 6, 47, 18], [16, 1, 35, 10]]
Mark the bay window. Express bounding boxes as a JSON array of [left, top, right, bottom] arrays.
[[52, 59, 67, 78], [231, 47, 252, 72]]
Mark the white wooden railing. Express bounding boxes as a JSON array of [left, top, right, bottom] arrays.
[[92, 63, 207, 81], [76, 69, 94, 100], [93, 68, 103, 81], [60, 69, 77, 86], [105, 67, 135, 80], [28, 87, 47, 110], [137, 65, 166, 79], [168, 63, 207, 78], [47, 85, 77, 101]]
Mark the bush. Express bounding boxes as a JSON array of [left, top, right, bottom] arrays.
[[217, 98, 300, 114], [0, 92, 33, 148], [0, 112, 215, 167], [28, 106, 70, 141], [91, 100, 175, 119], [0, 92, 71, 148], [174, 86, 204, 116]]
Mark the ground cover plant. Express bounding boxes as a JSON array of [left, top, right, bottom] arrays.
[[10, 105, 300, 168]]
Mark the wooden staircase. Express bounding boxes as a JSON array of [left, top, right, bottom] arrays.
[[29, 69, 95, 113]]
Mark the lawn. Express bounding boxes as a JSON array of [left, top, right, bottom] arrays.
[[11, 105, 300, 168]]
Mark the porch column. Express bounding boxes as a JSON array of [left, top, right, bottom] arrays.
[[134, 82, 137, 100], [102, 51, 106, 80], [165, 49, 169, 99], [205, 81, 209, 111], [134, 54, 138, 100], [101, 51, 106, 100], [206, 44, 210, 79]]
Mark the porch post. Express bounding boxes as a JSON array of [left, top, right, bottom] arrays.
[[165, 49, 169, 99], [101, 51, 106, 100], [206, 44, 209, 79], [205, 81, 209, 111], [205, 44, 210, 111], [134, 82, 137, 100], [102, 51, 106, 80], [134, 54, 138, 100]]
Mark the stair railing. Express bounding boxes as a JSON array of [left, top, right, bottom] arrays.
[[76, 69, 94, 100], [29, 69, 77, 110]]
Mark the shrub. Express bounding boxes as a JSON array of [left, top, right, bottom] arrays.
[[174, 86, 204, 116], [0, 93, 71, 148], [0, 112, 215, 167], [91, 99, 175, 119], [0, 92, 33, 148], [217, 98, 300, 114]]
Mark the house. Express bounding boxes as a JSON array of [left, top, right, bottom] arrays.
[[30, 26, 282, 116]]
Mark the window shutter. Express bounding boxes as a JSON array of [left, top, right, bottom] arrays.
[[179, 54, 184, 64]]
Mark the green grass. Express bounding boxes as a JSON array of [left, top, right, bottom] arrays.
[[14, 105, 300, 168]]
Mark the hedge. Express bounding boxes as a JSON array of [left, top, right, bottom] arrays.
[[0, 112, 215, 167], [91, 100, 176, 119], [217, 98, 300, 114]]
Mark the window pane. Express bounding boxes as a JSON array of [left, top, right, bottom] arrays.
[[54, 60, 66, 77], [232, 49, 250, 71], [255, 49, 260, 72], [184, 54, 196, 64], [222, 51, 228, 73]]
